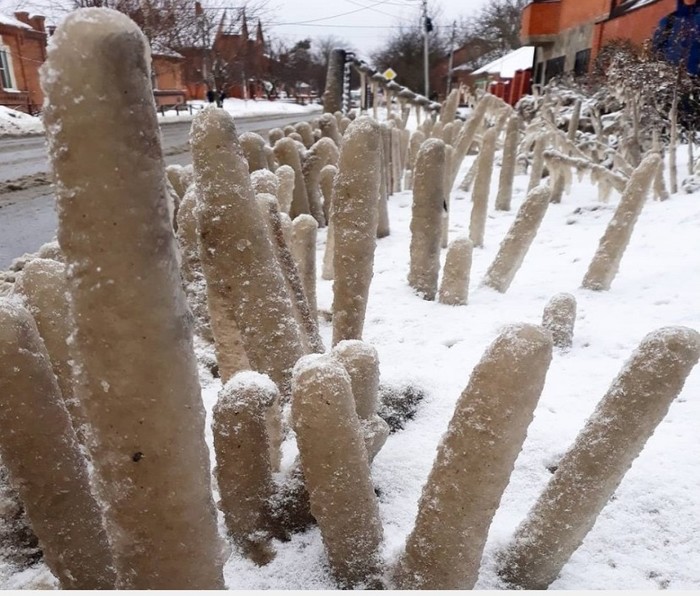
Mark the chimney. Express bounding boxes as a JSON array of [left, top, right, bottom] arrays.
[[14, 11, 30, 26], [29, 15, 45, 33]]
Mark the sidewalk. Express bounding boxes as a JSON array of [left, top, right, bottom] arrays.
[[158, 97, 322, 124], [0, 98, 323, 138]]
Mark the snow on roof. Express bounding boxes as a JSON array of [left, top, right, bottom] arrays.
[[472, 46, 535, 79], [0, 14, 34, 30], [616, 0, 660, 11], [150, 41, 184, 59]]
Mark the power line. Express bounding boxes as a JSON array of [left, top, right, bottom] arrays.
[[266, 0, 403, 27], [342, 0, 415, 22], [271, 22, 446, 29]]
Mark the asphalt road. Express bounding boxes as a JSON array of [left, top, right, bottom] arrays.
[[0, 111, 319, 269]]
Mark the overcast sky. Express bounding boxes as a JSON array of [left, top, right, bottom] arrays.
[[267, 0, 492, 58], [0, 0, 492, 58]]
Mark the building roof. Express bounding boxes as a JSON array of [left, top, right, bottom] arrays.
[[151, 41, 184, 59], [472, 46, 535, 78], [0, 14, 34, 30], [613, 0, 661, 14]]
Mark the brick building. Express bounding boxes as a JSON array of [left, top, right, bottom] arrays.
[[0, 12, 47, 114], [431, 40, 494, 101], [180, 6, 270, 101], [472, 45, 535, 106], [151, 44, 187, 110], [521, 0, 675, 86]]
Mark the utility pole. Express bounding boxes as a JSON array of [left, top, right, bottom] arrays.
[[446, 20, 457, 97], [422, 0, 430, 98]]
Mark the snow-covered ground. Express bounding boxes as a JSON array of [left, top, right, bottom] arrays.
[[217, 148, 700, 590], [0, 98, 321, 137], [2, 112, 699, 590], [0, 107, 43, 137], [157, 97, 322, 123]]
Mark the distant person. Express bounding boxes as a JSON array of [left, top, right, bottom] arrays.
[[217, 90, 226, 108], [652, 0, 700, 75], [206, 88, 215, 104]]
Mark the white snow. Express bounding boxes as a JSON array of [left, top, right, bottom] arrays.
[[0, 99, 319, 137], [217, 128, 699, 589], [2, 108, 700, 590], [0, 107, 42, 137], [157, 98, 322, 123], [0, 14, 33, 30], [472, 46, 536, 79]]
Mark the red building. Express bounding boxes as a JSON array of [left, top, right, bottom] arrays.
[[151, 43, 187, 110], [0, 12, 47, 114], [521, 0, 675, 86], [181, 5, 270, 101]]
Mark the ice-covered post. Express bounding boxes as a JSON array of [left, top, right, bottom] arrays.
[[568, 99, 581, 141], [542, 293, 577, 349], [482, 184, 551, 293], [670, 89, 678, 194], [274, 137, 310, 218], [441, 122, 455, 145], [0, 300, 115, 589], [257, 195, 324, 355], [16, 258, 88, 438], [527, 133, 547, 193], [405, 130, 426, 190], [332, 340, 390, 461], [320, 113, 343, 147], [192, 108, 306, 398], [322, 49, 346, 114], [450, 94, 494, 188], [240, 131, 268, 172], [440, 88, 459, 123], [495, 115, 520, 211], [408, 138, 446, 300], [251, 168, 280, 198], [319, 163, 336, 224], [391, 124, 402, 193], [438, 237, 473, 306], [302, 137, 339, 227], [377, 125, 391, 238], [41, 9, 224, 588], [269, 127, 284, 146], [291, 355, 384, 588], [291, 214, 319, 321], [295, 121, 315, 148], [276, 164, 295, 214], [320, 165, 338, 281], [499, 327, 700, 590], [213, 372, 280, 566], [175, 187, 214, 343], [469, 126, 498, 248], [442, 143, 454, 248], [392, 324, 553, 589], [581, 154, 660, 291], [332, 117, 382, 345]]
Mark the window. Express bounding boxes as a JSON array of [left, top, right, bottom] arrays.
[[534, 61, 544, 85], [544, 56, 565, 83], [0, 49, 14, 89], [574, 49, 591, 76]]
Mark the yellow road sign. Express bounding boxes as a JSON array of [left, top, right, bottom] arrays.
[[383, 68, 397, 80]]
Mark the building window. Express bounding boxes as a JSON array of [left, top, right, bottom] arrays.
[[0, 48, 14, 89], [574, 49, 591, 76], [545, 56, 565, 83]]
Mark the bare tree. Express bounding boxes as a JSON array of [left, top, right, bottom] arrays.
[[458, 0, 528, 70]]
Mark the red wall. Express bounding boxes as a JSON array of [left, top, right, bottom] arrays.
[[598, 0, 675, 53], [558, 0, 610, 30]]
